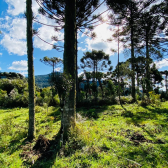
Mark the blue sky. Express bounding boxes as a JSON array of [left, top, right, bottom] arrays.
[[0, 0, 168, 90]]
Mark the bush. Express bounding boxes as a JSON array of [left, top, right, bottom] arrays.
[[140, 91, 161, 106], [115, 96, 133, 104], [0, 78, 28, 94], [53, 94, 60, 105], [106, 80, 116, 96], [140, 94, 151, 106], [160, 91, 168, 101], [36, 91, 43, 106], [149, 91, 161, 106], [0, 89, 8, 107]]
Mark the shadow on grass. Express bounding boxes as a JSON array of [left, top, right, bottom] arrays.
[[49, 108, 61, 123], [119, 138, 168, 168], [124, 105, 168, 126], [40, 107, 61, 124], [77, 106, 107, 119], [0, 127, 27, 154], [120, 105, 168, 167], [7, 131, 27, 155], [31, 131, 61, 168]]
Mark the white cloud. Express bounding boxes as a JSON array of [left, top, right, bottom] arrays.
[[18, 71, 28, 76], [0, 67, 1, 70], [10, 18, 26, 40], [0, 17, 27, 56], [161, 80, 166, 91], [78, 47, 86, 52], [0, 53, 2, 56], [1, 0, 64, 55], [154, 59, 168, 69], [84, 23, 124, 55], [54, 67, 62, 72], [1, 34, 26, 55], [5, 0, 26, 16], [5, 0, 39, 16], [8, 60, 27, 71], [34, 26, 64, 50], [78, 72, 84, 77]]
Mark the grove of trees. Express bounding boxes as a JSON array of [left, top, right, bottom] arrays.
[[0, 0, 168, 143]]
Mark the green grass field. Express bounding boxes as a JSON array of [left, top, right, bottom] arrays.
[[0, 102, 168, 168]]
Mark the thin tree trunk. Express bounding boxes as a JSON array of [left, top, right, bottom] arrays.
[[166, 73, 167, 94], [130, 3, 136, 102], [92, 59, 96, 83], [63, 0, 76, 141], [27, 0, 35, 140], [98, 79, 104, 98], [117, 25, 121, 102], [137, 72, 139, 91], [146, 28, 150, 97], [76, 32, 79, 104]]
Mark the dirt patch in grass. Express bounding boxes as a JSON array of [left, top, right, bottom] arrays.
[[33, 135, 50, 153], [130, 132, 153, 145]]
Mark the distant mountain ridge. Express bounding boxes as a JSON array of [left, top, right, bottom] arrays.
[[35, 74, 50, 88], [35, 72, 61, 88]]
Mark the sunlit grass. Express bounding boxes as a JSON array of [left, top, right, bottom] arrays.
[[0, 102, 168, 167]]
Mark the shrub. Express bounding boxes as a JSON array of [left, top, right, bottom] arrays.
[[0, 78, 28, 94], [160, 91, 168, 101], [0, 89, 8, 107], [149, 91, 161, 106], [140, 94, 151, 106], [115, 96, 133, 104], [106, 80, 116, 96], [53, 94, 60, 105], [35, 106, 45, 113]]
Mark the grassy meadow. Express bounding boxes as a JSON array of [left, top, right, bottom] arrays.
[[0, 102, 168, 168]]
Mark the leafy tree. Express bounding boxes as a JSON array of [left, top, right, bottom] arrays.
[[80, 50, 112, 82], [26, 0, 35, 140], [84, 71, 92, 100], [96, 72, 105, 97], [40, 56, 63, 99], [37, 0, 105, 140], [106, 80, 116, 96], [49, 72, 66, 106], [150, 64, 163, 88], [113, 61, 131, 85], [106, 0, 164, 101], [106, 0, 142, 102], [77, 73, 84, 101], [80, 50, 112, 100], [160, 70, 168, 94], [137, 10, 163, 96], [0, 72, 24, 79], [40, 56, 63, 76]]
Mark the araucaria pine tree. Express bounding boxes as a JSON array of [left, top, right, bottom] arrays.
[[26, 0, 35, 140]]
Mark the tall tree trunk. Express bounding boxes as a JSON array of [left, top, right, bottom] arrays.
[[63, 0, 76, 141], [93, 60, 96, 82], [137, 72, 139, 91], [52, 63, 55, 100], [27, 0, 35, 140], [165, 72, 168, 94], [98, 79, 104, 98], [117, 24, 121, 102], [76, 31, 79, 104], [130, 4, 136, 102], [146, 28, 150, 97]]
